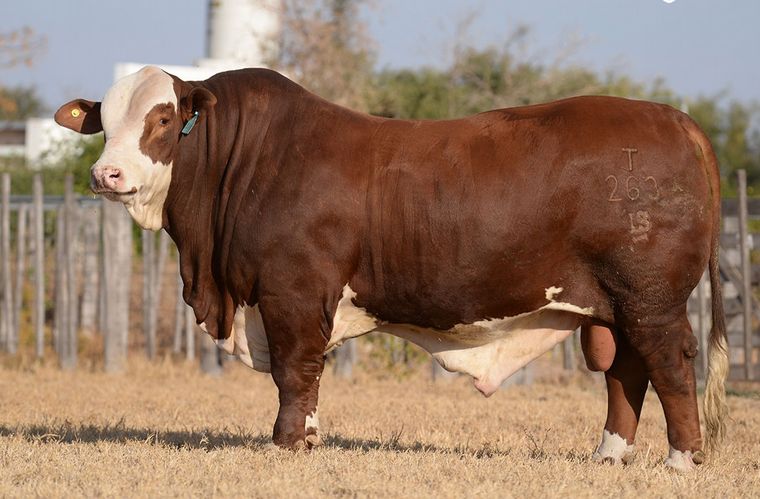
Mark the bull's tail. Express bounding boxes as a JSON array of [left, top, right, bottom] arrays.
[[693, 120, 729, 455], [703, 218, 729, 454]]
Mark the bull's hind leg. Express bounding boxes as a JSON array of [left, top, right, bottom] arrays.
[[593, 332, 649, 465], [624, 314, 704, 471]]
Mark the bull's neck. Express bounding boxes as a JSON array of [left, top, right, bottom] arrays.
[[161, 74, 307, 338]]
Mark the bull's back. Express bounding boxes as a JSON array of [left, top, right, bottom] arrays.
[[351, 96, 714, 328]]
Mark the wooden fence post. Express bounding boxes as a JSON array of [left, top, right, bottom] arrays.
[[185, 305, 195, 361], [142, 230, 169, 359], [697, 271, 710, 379], [79, 207, 100, 336], [142, 229, 156, 358], [737, 169, 754, 380], [173, 270, 184, 354], [33, 174, 44, 358], [0, 173, 11, 351], [562, 335, 576, 371], [54, 205, 66, 357], [102, 200, 131, 373], [152, 231, 169, 348], [98, 252, 107, 335], [200, 332, 222, 375], [11, 204, 28, 354], [60, 175, 78, 370], [333, 341, 356, 379]]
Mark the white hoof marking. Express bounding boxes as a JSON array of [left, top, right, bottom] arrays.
[[593, 430, 635, 464], [305, 407, 319, 432], [664, 446, 697, 472]]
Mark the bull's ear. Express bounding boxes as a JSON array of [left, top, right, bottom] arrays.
[[179, 87, 217, 122], [54, 99, 103, 134]]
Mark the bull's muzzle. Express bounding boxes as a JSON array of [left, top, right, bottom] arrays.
[[90, 165, 135, 196]]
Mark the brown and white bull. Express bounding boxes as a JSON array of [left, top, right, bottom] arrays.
[[55, 66, 728, 471]]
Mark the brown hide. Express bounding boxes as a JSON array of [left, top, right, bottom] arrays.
[[164, 69, 713, 346]]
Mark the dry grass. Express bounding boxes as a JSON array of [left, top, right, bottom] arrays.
[[0, 359, 758, 498]]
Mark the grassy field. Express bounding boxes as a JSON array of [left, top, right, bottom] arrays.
[[0, 358, 758, 498]]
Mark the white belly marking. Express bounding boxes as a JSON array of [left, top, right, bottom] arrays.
[[207, 284, 594, 393], [329, 285, 593, 396]]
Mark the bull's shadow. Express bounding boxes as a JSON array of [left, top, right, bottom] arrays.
[[0, 421, 268, 450], [0, 422, 509, 457]]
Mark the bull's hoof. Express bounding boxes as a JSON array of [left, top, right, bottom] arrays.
[[272, 435, 306, 451], [664, 447, 701, 472], [272, 433, 322, 452], [305, 433, 323, 449], [592, 450, 634, 466]]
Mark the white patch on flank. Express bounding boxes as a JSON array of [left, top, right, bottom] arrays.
[[305, 407, 319, 431], [328, 284, 594, 396], [593, 429, 635, 464], [96, 66, 178, 230], [545, 286, 563, 301], [664, 446, 697, 472]]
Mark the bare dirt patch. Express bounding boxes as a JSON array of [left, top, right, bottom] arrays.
[[1, 360, 758, 498]]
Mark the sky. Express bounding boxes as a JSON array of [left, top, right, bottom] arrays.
[[2, 0, 759, 114]]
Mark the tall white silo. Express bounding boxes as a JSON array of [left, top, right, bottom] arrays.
[[206, 0, 282, 65]]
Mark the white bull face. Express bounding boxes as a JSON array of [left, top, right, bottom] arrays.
[[54, 66, 216, 230]]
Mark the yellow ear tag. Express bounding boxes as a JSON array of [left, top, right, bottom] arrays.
[[71, 109, 81, 118]]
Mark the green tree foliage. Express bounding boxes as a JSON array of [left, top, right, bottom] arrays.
[[686, 98, 760, 194], [0, 85, 47, 120], [0, 136, 103, 195], [371, 69, 451, 119]]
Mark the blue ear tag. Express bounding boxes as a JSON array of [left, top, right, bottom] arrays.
[[181, 111, 199, 136]]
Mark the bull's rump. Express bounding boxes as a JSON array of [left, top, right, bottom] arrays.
[[351, 96, 713, 329]]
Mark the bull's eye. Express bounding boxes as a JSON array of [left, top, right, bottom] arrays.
[[159, 118, 170, 126]]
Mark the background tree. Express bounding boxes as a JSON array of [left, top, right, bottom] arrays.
[[0, 27, 46, 68], [0, 86, 47, 120], [0, 26, 104, 195], [274, 0, 375, 111], [0, 27, 47, 119]]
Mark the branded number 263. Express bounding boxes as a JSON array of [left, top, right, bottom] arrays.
[[606, 175, 659, 202]]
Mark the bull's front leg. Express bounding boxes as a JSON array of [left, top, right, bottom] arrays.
[[259, 294, 328, 450]]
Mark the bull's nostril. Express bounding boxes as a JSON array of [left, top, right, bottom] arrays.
[[109, 171, 121, 179]]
